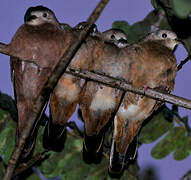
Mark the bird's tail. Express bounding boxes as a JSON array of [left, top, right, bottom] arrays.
[[17, 103, 48, 163], [108, 115, 141, 178], [43, 116, 67, 152], [83, 129, 105, 164], [108, 135, 138, 178]]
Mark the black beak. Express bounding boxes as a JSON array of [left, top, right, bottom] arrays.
[[25, 15, 37, 22], [91, 24, 98, 33], [118, 38, 128, 44]]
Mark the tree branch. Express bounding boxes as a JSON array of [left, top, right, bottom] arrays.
[[0, 42, 9, 56], [13, 151, 48, 177], [2, 1, 110, 180], [181, 169, 191, 180], [177, 55, 191, 71], [66, 67, 191, 110]]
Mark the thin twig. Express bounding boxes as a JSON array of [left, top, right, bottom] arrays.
[[0, 42, 9, 56], [13, 151, 48, 177], [2, 1, 110, 180], [180, 169, 191, 180], [151, 9, 165, 30], [177, 55, 191, 71]]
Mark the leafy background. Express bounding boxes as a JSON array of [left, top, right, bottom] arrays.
[[1, 0, 191, 179]]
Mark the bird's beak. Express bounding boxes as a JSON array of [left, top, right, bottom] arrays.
[[25, 15, 37, 22], [118, 38, 128, 44]]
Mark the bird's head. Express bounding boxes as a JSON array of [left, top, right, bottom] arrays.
[[101, 29, 128, 48], [24, 6, 59, 26], [143, 30, 182, 50], [73, 22, 99, 36]]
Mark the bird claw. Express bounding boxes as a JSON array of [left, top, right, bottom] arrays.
[[141, 85, 148, 98], [143, 85, 148, 92], [165, 84, 171, 93]]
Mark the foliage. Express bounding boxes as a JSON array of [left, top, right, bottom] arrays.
[[0, 91, 191, 179], [172, 0, 191, 18]]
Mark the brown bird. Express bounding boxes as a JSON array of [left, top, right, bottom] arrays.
[[8, 6, 74, 161], [43, 22, 102, 152], [108, 30, 180, 177], [79, 29, 130, 164]]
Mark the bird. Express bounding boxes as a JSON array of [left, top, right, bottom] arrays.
[[43, 22, 102, 152], [100, 29, 128, 48], [8, 5, 74, 161], [79, 29, 130, 164], [108, 30, 180, 177]]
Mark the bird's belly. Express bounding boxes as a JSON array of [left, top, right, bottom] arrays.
[[54, 75, 81, 103], [90, 86, 116, 111], [118, 103, 147, 122]]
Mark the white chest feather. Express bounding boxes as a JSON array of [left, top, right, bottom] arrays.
[[90, 87, 116, 111], [118, 103, 146, 121]]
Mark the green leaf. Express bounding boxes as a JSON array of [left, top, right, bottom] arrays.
[[0, 109, 16, 164], [40, 132, 84, 178], [151, 127, 185, 159], [173, 0, 191, 18], [25, 172, 42, 180], [0, 91, 17, 121], [151, 0, 160, 9], [139, 111, 173, 144], [0, 160, 6, 180], [112, 21, 131, 35], [173, 135, 191, 160]]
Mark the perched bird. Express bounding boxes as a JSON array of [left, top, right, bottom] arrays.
[[43, 22, 102, 152], [73, 21, 99, 36], [109, 30, 180, 177], [79, 29, 130, 164], [8, 6, 74, 161]]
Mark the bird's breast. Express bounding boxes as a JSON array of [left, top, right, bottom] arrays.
[[118, 102, 146, 122], [90, 86, 117, 111]]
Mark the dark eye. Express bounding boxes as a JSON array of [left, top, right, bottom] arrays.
[[162, 33, 167, 38], [43, 13, 47, 17], [111, 34, 115, 40]]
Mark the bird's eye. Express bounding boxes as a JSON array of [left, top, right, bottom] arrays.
[[111, 34, 115, 40], [162, 33, 167, 38], [43, 13, 47, 17]]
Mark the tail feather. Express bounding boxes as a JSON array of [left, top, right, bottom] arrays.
[[108, 139, 125, 178], [43, 117, 67, 152], [83, 130, 104, 164], [17, 103, 48, 163], [124, 135, 138, 162]]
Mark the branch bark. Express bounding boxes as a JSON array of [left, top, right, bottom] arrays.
[[2, 0, 110, 180], [66, 67, 191, 110], [0, 42, 9, 56]]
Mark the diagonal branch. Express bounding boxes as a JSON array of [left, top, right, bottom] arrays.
[[177, 55, 191, 71], [2, 0, 110, 180]]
